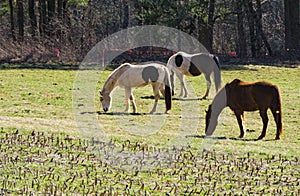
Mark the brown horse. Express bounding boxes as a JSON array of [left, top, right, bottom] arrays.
[[205, 79, 283, 140]]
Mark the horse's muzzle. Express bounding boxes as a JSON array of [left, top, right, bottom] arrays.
[[103, 107, 108, 112]]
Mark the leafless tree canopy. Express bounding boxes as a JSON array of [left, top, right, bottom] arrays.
[[0, 0, 299, 64]]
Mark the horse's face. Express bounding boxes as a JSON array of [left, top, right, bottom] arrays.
[[205, 104, 212, 135], [100, 90, 111, 112]]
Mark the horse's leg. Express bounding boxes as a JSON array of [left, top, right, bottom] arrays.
[[235, 110, 245, 138], [176, 72, 188, 97], [124, 87, 131, 113], [130, 94, 137, 113], [158, 83, 165, 97], [202, 73, 211, 100], [150, 84, 160, 114], [170, 70, 175, 96], [270, 107, 282, 140], [257, 109, 269, 140]]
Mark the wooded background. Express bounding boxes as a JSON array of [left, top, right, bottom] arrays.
[[0, 0, 299, 63]]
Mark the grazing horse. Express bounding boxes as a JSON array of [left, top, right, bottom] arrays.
[[100, 62, 172, 114], [205, 79, 283, 140], [167, 51, 222, 99]]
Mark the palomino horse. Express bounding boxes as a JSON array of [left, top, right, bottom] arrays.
[[167, 51, 222, 99], [100, 62, 172, 114], [205, 79, 283, 140]]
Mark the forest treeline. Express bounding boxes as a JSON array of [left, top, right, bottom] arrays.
[[0, 0, 299, 64]]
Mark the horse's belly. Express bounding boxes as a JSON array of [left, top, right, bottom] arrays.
[[118, 77, 164, 88], [240, 100, 260, 111], [230, 95, 259, 111]]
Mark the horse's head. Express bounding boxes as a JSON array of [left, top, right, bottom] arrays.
[[205, 104, 213, 135], [100, 90, 111, 112]]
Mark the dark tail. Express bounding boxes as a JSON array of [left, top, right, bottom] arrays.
[[213, 55, 220, 70], [164, 69, 172, 112], [212, 55, 222, 91], [165, 85, 172, 111], [271, 86, 283, 139]]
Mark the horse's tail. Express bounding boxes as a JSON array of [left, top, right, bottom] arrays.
[[213, 55, 220, 70], [212, 55, 222, 92], [164, 69, 172, 112], [271, 85, 283, 139]]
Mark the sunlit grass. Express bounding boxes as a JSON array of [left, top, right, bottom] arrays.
[[0, 65, 299, 194]]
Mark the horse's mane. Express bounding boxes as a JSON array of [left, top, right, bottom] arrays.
[[102, 63, 131, 93], [129, 61, 166, 66]]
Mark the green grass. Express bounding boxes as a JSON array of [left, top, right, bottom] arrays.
[[0, 65, 299, 194]]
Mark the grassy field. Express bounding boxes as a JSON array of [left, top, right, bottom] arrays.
[[0, 64, 299, 194]]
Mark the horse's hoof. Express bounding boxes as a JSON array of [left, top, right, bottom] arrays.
[[201, 96, 207, 100], [275, 137, 280, 140], [257, 136, 264, 140]]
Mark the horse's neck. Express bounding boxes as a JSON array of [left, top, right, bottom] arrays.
[[211, 86, 227, 114], [103, 64, 131, 94], [206, 89, 226, 136], [103, 77, 116, 94]]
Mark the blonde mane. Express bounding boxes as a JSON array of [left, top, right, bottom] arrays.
[[102, 63, 131, 94]]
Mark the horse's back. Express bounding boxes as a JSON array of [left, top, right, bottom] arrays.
[[227, 79, 279, 111], [116, 62, 167, 87]]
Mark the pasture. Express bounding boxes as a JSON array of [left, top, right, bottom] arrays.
[[0, 64, 299, 194]]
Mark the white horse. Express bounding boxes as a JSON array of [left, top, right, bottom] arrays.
[[167, 51, 222, 99], [100, 62, 172, 114]]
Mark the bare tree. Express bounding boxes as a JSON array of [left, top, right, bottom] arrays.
[[236, 0, 247, 57], [28, 0, 37, 36], [207, 0, 216, 53], [16, 0, 24, 41], [122, 0, 129, 28], [39, 0, 47, 35], [284, 0, 300, 56], [8, 0, 15, 40]]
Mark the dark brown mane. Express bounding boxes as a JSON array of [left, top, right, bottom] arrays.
[[205, 104, 212, 133]]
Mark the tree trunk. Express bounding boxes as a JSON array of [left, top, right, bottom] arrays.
[[57, 0, 63, 18], [246, 0, 257, 58], [28, 0, 37, 36], [122, 0, 129, 29], [237, 0, 247, 58], [207, 0, 215, 53], [47, 0, 56, 35], [16, 0, 24, 41], [284, 0, 300, 54], [39, 0, 47, 36], [255, 0, 273, 56], [197, 18, 210, 52], [47, 0, 55, 19], [8, 0, 15, 40]]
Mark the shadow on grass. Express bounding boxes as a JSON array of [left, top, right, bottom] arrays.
[[96, 111, 165, 115], [185, 134, 274, 142], [140, 95, 207, 101]]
